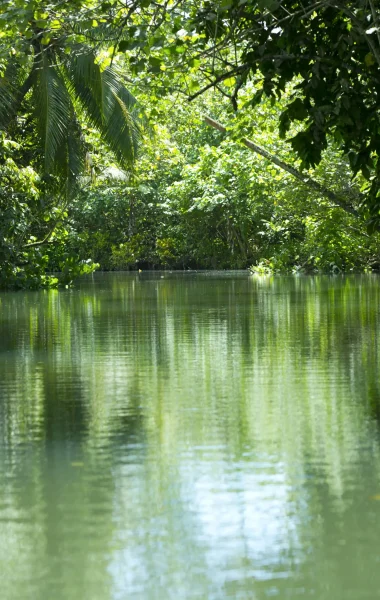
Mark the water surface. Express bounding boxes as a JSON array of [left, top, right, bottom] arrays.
[[1, 272, 380, 599]]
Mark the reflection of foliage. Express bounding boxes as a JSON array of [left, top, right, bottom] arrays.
[[2, 275, 380, 598]]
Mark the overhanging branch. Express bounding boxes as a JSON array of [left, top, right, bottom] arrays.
[[203, 115, 359, 217]]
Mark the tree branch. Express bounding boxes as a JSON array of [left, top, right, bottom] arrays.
[[203, 115, 359, 217], [188, 65, 249, 101]]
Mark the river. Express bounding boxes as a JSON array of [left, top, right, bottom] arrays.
[[1, 272, 380, 599]]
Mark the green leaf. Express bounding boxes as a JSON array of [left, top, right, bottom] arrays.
[[224, 77, 236, 88], [362, 165, 371, 180], [149, 56, 162, 68], [365, 53, 376, 67], [118, 40, 129, 52], [35, 19, 47, 28]]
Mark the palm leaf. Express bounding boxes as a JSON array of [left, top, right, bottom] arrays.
[[65, 48, 143, 167], [101, 67, 142, 165], [65, 49, 103, 129], [33, 54, 74, 173]]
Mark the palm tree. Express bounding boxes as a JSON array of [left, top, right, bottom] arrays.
[[0, 33, 143, 187]]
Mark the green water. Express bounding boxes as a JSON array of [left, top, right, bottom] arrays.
[[1, 272, 380, 600]]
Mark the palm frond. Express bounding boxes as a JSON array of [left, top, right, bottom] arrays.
[[65, 48, 143, 167], [65, 49, 103, 129], [101, 67, 142, 165], [34, 54, 74, 173]]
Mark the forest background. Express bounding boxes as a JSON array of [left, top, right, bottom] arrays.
[[1, 0, 380, 288]]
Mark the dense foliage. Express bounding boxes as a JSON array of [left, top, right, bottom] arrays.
[[188, 1, 380, 229], [69, 92, 380, 274], [0, 0, 380, 287]]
